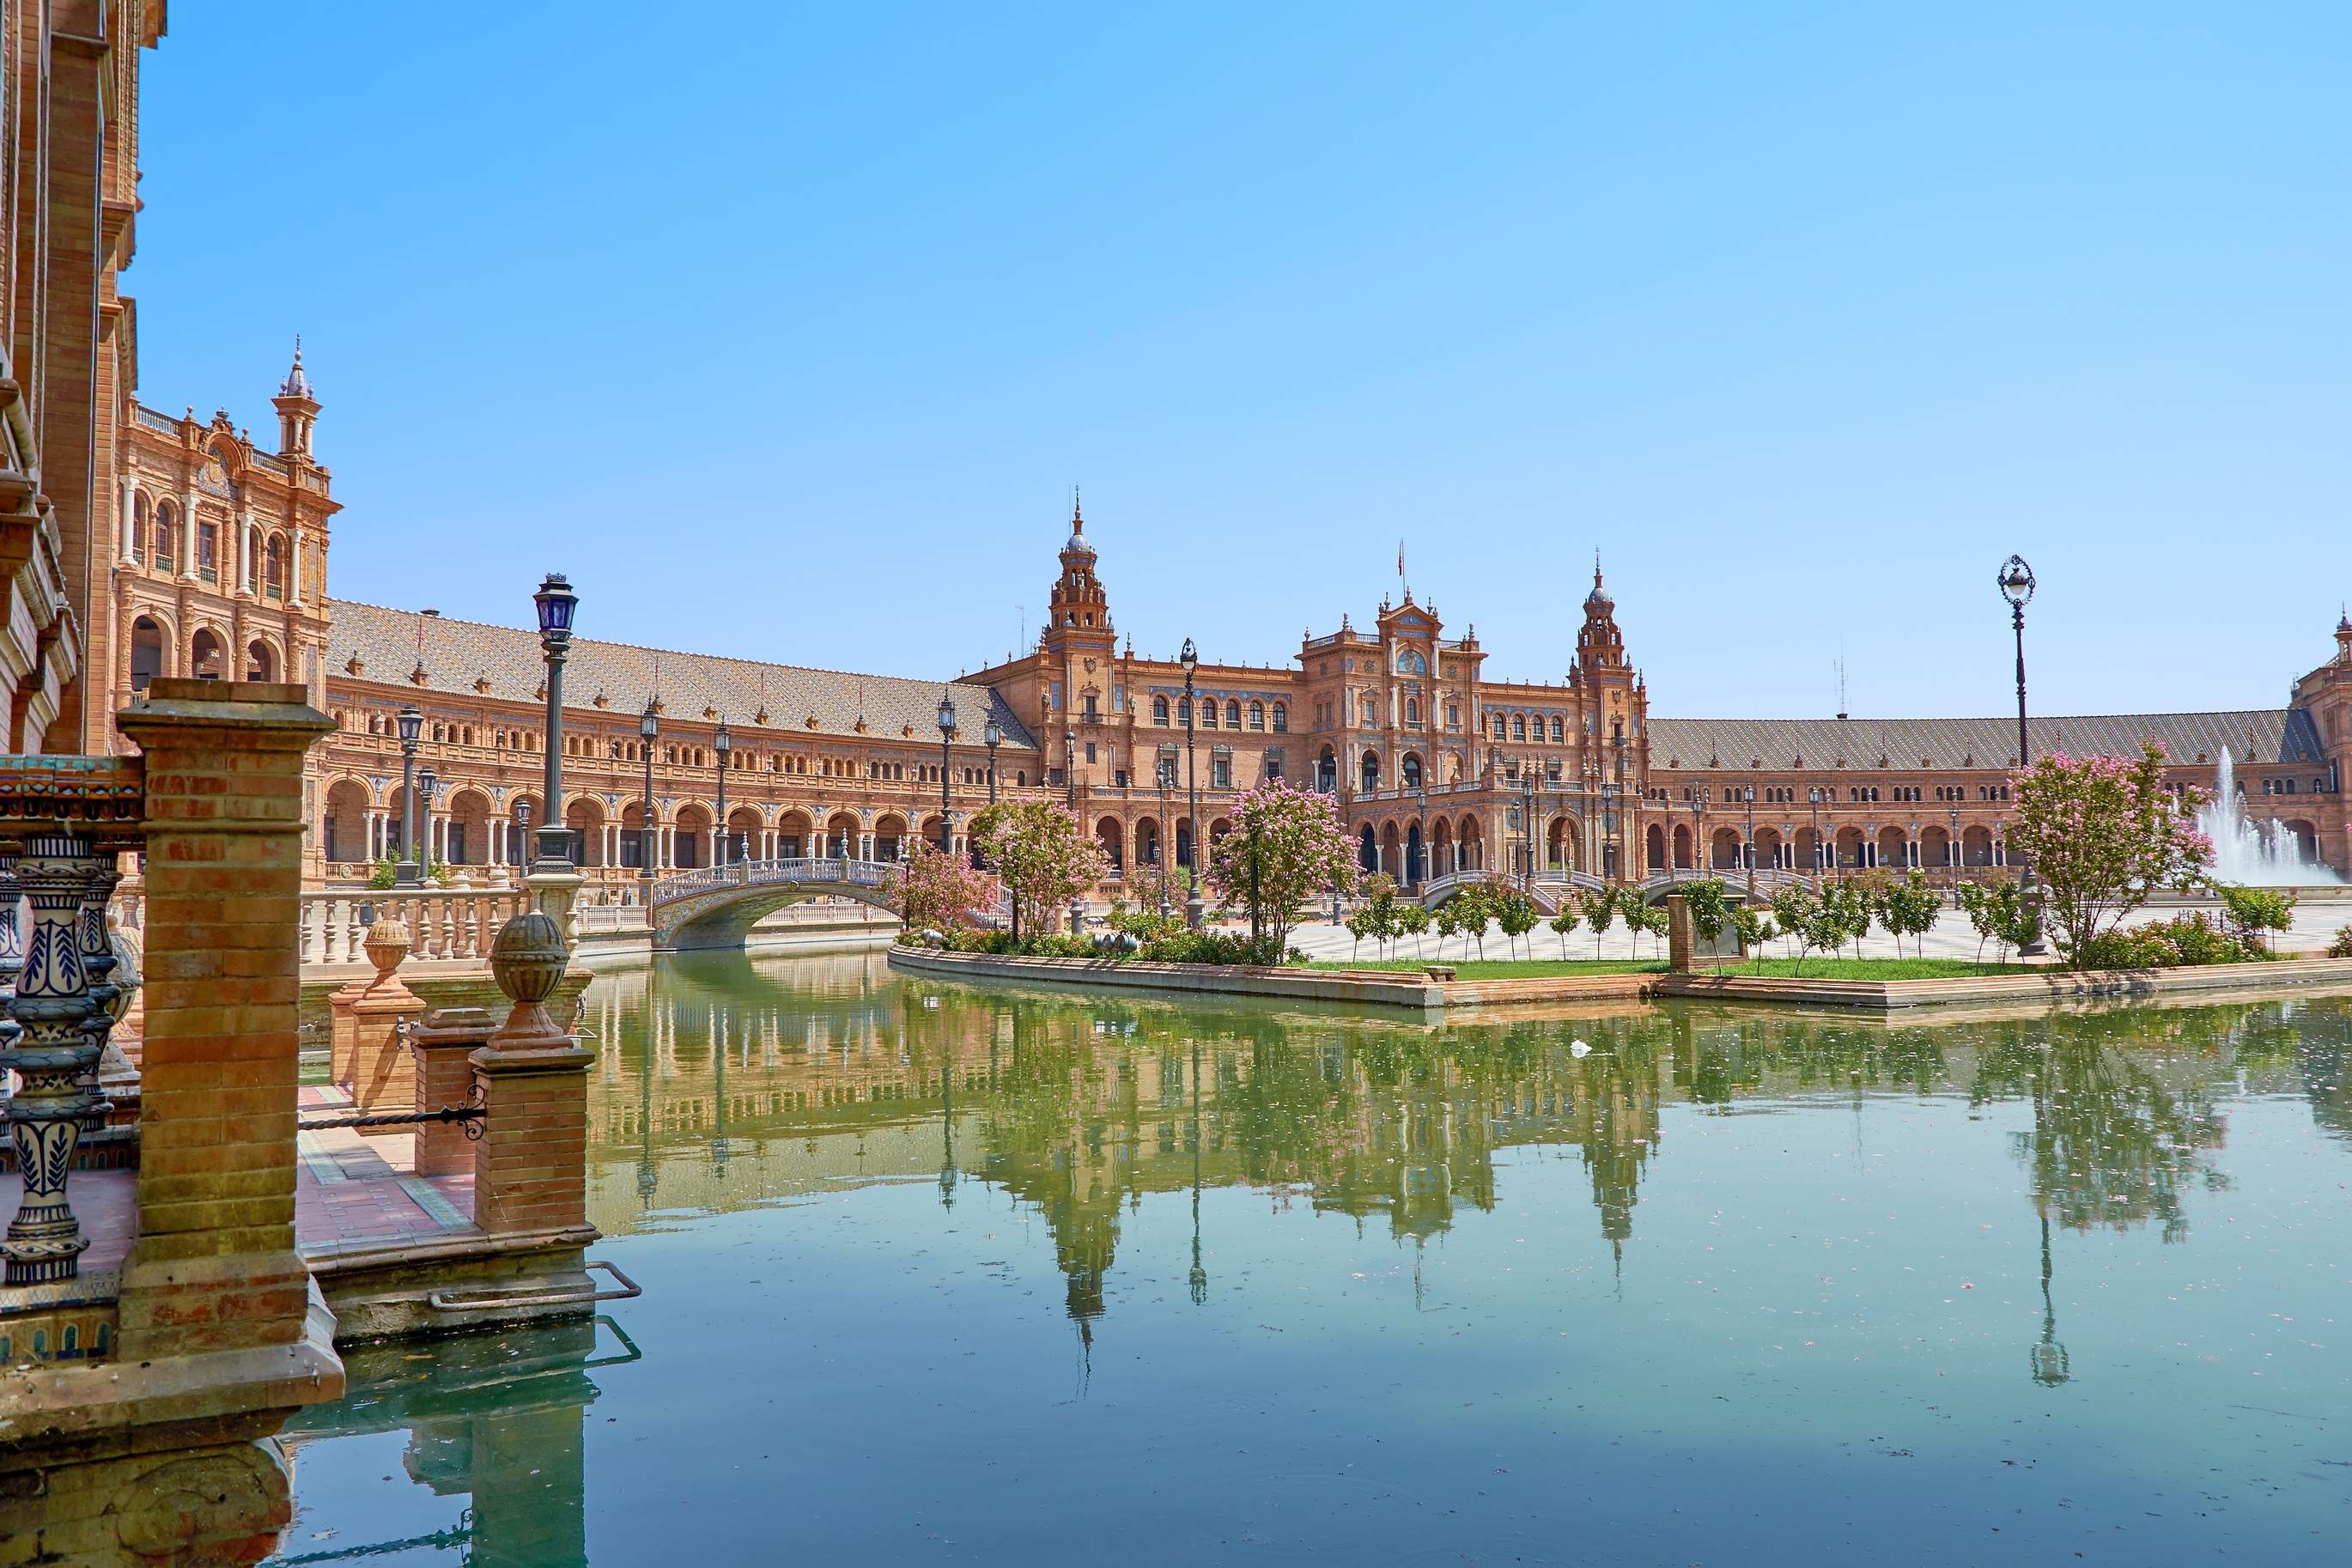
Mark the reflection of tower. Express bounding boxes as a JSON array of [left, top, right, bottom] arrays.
[[2030, 1213, 2069, 1386], [711, 1005, 729, 1179], [939, 1054, 958, 1211], [635, 976, 658, 1208]]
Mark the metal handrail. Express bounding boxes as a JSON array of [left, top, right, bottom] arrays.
[[428, 1259, 641, 1313], [652, 855, 896, 903]]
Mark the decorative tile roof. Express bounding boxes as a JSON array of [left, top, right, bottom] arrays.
[[325, 599, 1037, 751], [1644, 709, 2318, 772]]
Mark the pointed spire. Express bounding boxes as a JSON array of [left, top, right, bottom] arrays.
[[277, 335, 314, 400]]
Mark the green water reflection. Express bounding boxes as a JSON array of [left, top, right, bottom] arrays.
[[266, 950, 2352, 1565]]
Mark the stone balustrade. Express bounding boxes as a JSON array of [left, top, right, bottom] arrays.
[[300, 887, 531, 965]]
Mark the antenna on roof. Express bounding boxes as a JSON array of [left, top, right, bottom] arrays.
[[1836, 658, 1847, 720]]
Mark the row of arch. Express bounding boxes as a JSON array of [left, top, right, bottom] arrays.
[[1150, 696, 1288, 732], [126, 492, 306, 600], [128, 612, 283, 690], [1640, 822, 2010, 872]]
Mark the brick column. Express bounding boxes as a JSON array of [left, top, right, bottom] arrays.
[[471, 914, 593, 1238], [326, 917, 424, 1123], [408, 1006, 495, 1178], [1667, 894, 1694, 973], [112, 679, 337, 1367]]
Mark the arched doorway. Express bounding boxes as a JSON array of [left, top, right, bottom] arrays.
[[1316, 747, 1337, 793], [1457, 815, 1482, 871], [1135, 817, 1161, 867], [776, 809, 813, 860], [1406, 821, 1425, 884], [1431, 817, 1453, 874], [1358, 825, 1377, 872], [246, 639, 277, 683], [872, 813, 909, 863], [1961, 824, 1994, 866], [1671, 823, 1692, 870], [1646, 824, 1667, 872], [1876, 825, 1908, 867], [131, 617, 165, 692], [1360, 751, 1380, 793], [189, 628, 223, 681], [1711, 828, 1741, 869], [824, 811, 860, 860], [1834, 826, 1865, 868], [674, 804, 712, 868], [446, 789, 491, 865], [1095, 817, 1123, 873], [566, 798, 606, 867], [728, 806, 764, 863], [323, 780, 368, 866]]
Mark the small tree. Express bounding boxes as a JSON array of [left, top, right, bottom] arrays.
[[1548, 907, 1581, 958], [1732, 904, 1778, 974], [891, 840, 1003, 934], [970, 801, 1107, 942], [1496, 889, 1540, 959], [1824, 878, 1875, 962], [1681, 879, 1732, 957], [1395, 900, 1431, 958], [1577, 887, 1618, 959], [1958, 878, 2037, 965], [1879, 870, 1942, 961], [1769, 884, 1822, 970], [1206, 779, 1361, 956], [1431, 897, 1464, 958], [1454, 881, 1496, 959], [2216, 884, 2294, 957], [2009, 743, 2214, 967]]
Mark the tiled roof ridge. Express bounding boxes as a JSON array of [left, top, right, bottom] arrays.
[[327, 598, 997, 690], [1655, 707, 2288, 725]]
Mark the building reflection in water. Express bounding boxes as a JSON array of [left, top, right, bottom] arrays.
[[580, 951, 2352, 1373]]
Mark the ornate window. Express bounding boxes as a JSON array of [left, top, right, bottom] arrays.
[[1249, 702, 1265, 731], [1550, 716, 1564, 742], [1270, 702, 1287, 732], [1511, 714, 1527, 741], [1152, 695, 1169, 726], [131, 493, 149, 562], [264, 534, 286, 598], [1405, 697, 1419, 726], [154, 501, 177, 570], [1225, 699, 1241, 727], [1491, 713, 1506, 739]]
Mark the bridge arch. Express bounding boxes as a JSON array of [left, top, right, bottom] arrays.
[[652, 856, 900, 951]]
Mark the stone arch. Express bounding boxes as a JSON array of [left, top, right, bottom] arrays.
[[1921, 824, 1953, 866], [1834, 825, 1866, 868], [824, 811, 860, 859], [2282, 818, 2321, 863], [565, 795, 608, 867], [726, 805, 764, 862], [1380, 819, 1401, 878], [1401, 751, 1424, 789], [1135, 815, 1162, 867], [323, 778, 370, 866], [1961, 824, 1995, 866], [675, 802, 713, 868], [1358, 824, 1377, 872], [1457, 814, 1482, 871], [776, 807, 813, 858], [131, 613, 167, 691], [1094, 815, 1124, 872], [1876, 825, 1908, 867], [444, 787, 492, 865], [1755, 825, 1786, 868], [1646, 823, 1667, 872], [1710, 826, 1741, 870], [189, 626, 225, 680], [1671, 823, 1693, 871], [264, 532, 289, 599], [245, 635, 281, 684]]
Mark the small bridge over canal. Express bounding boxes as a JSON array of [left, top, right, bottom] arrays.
[[650, 856, 899, 951]]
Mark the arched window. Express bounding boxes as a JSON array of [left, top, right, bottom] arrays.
[[1361, 751, 1380, 793], [1225, 699, 1241, 728], [1360, 694, 1377, 725], [1492, 713, 1506, 739], [154, 501, 177, 570], [246, 641, 276, 682], [1249, 702, 1265, 731], [130, 493, 149, 562], [1153, 696, 1169, 726], [264, 534, 286, 598], [131, 617, 163, 692], [1405, 697, 1419, 726], [1550, 716, 1564, 742], [197, 515, 218, 580], [1402, 753, 1422, 788], [1511, 714, 1527, 741], [1271, 702, 1287, 732]]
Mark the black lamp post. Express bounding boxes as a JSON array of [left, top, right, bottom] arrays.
[[532, 573, 578, 872], [417, 765, 438, 878], [1998, 555, 2047, 954], [639, 701, 658, 883], [1808, 786, 1823, 881], [1949, 807, 1963, 903], [394, 702, 423, 888], [714, 720, 732, 867], [937, 691, 957, 856], [983, 716, 1002, 805], [513, 798, 531, 870], [1520, 767, 1536, 894], [1157, 755, 1173, 921], [1181, 638, 1203, 930]]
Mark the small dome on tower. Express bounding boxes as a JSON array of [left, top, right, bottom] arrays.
[[1583, 561, 1614, 612], [1061, 492, 1095, 560], [278, 337, 314, 400]]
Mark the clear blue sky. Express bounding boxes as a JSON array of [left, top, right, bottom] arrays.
[[136, 3, 2348, 720]]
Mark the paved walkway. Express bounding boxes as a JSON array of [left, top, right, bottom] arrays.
[[295, 1085, 476, 1259]]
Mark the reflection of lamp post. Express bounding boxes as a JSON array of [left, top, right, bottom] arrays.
[[2031, 1212, 2069, 1385], [714, 721, 731, 866], [1188, 1036, 1206, 1305], [1182, 638, 1203, 931], [937, 692, 957, 856], [638, 702, 658, 883], [532, 573, 578, 872], [1999, 555, 2048, 954], [395, 703, 422, 888]]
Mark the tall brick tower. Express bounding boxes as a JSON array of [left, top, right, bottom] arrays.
[[1041, 497, 1116, 792]]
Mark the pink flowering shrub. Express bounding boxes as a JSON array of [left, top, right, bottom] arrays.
[[2009, 742, 2212, 968]]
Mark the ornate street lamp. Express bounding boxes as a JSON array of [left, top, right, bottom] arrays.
[[1998, 555, 2047, 953], [532, 573, 578, 872], [394, 703, 423, 888], [1949, 807, 1964, 903], [1808, 786, 1824, 882], [417, 765, 438, 875], [1065, 726, 1077, 811], [714, 720, 732, 867], [937, 691, 957, 856], [1520, 767, 1536, 894], [1156, 754, 1173, 921], [982, 715, 1002, 805], [639, 701, 659, 882], [513, 797, 531, 868], [1181, 637, 1203, 930]]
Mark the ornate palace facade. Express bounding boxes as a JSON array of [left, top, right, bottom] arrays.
[[260, 500, 2352, 896]]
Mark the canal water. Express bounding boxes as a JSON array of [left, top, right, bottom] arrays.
[[267, 951, 2350, 1565]]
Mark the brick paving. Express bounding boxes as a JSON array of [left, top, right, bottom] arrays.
[[295, 1085, 477, 1258]]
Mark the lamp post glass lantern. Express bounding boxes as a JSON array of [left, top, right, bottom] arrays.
[[416, 766, 437, 878], [982, 716, 1002, 805], [1180, 637, 1202, 929], [394, 702, 423, 887], [532, 573, 577, 871], [937, 693, 957, 857], [714, 721, 731, 866], [639, 702, 658, 879], [1997, 554, 2047, 953]]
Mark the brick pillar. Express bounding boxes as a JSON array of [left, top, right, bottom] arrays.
[[409, 1006, 495, 1178], [112, 679, 339, 1369], [1667, 894, 1693, 973], [471, 914, 593, 1238]]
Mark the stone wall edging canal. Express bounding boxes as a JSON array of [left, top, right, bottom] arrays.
[[885, 945, 2352, 1013]]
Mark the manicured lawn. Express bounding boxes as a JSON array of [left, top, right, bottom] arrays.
[[1296, 956, 2037, 980]]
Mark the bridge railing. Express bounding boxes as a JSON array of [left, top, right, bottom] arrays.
[[652, 856, 896, 903]]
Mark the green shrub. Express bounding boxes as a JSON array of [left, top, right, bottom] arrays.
[[2329, 925, 2352, 959], [2077, 913, 2252, 969], [1138, 930, 1293, 966]]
